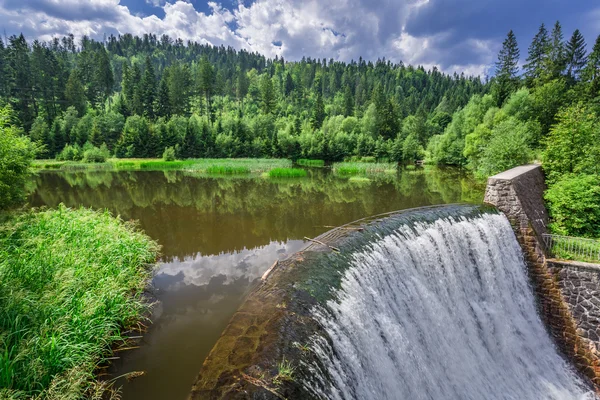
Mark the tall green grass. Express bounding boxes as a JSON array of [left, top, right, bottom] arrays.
[[205, 165, 251, 175], [268, 168, 307, 178], [0, 205, 159, 399], [296, 159, 325, 167], [34, 158, 292, 174], [332, 162, 397, 176]]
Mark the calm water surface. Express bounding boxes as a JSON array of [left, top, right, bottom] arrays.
[[29, 167, 484, 400]]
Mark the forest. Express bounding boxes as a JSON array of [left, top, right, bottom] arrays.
[[1, 21, 600, 236]]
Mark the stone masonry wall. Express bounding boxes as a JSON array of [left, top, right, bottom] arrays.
[[549, 260, 600, 356], [485, 165, 600, 389]]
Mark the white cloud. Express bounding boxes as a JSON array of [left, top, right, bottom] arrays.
[[0, 0, 505, 75]]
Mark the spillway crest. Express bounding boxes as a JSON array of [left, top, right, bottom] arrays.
[[305, 213, 594, 400]]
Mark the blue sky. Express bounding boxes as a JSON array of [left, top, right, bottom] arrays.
[[0, 0, 598, 77]]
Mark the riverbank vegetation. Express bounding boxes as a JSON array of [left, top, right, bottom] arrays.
[[333, 162, 397, 176], [33, 158, 292, 173], [0, 106, 160, 398], [0, 206, 159, 399]]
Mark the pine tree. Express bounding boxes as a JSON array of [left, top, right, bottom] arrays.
[[284, 72, 294, 97], [89, 119, 104, 147], [259, 74, 276, 114], [93, 48, 114, 106], [583, 35, 600, 98], [524, 23, 549, 86], [197, 56, 214, 120], [311, 92, 325, 129], [7, 34, 35, 130], [65, 70, 87, 116], [141, 56, 156, 119], [343, 85, 354, 117], [156, 71, 171, 118], [544, 21, 566, 81], [494, 30, 520, 106], [168, 63, 192, 116], [236, 68, 249, 106], [565, 29, 587, 81]]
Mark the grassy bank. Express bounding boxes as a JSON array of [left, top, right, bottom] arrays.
[[332, 162, 397, 176], [0, 205, 159, 399], [268, 168, 307, 178], [32, 158, 291, 173]]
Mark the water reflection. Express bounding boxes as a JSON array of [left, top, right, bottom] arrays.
[[29, 167, 484, 400]]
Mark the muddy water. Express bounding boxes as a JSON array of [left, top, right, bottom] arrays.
[[29, 167, 483, 400]]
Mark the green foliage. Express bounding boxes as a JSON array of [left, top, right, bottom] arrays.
[[0, 106, 37, 210], [333, 162, 396, 175], [56, 144, 83, 162], [0, 205, 159, 398], [268, 168, 307, 178], [82, 144, 110, 163], [542, 103, 600, 183], [474, 117, 533, 178], [297, 159, 325, 167], [545, 174, 600, 237], [206, 165, 251, 175], [163, 146, 176, 161]]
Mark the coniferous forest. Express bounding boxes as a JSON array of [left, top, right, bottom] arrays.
[[2, 22, 600, 237]]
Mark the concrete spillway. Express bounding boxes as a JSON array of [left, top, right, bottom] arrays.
[[189, 205, 596, 399], [304, 212, 593, 399]]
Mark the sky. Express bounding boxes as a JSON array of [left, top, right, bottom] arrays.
[[0, 0, 598, 77]]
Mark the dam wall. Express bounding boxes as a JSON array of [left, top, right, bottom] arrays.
[[484, 164, 600, 387]]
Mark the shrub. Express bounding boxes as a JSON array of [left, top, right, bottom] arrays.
[[163, 146, 176, 161], [82, 144, 110, 163], [0, 106, 37, 210], [56, 144, 83, 161], [545, 174, 600, 238]]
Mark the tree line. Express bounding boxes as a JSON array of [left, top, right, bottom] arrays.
[[0, 32, 485, 162], [429, 22, 600, 237]]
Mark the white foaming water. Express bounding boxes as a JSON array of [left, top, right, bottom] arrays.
[[307, 213, 596, 400]]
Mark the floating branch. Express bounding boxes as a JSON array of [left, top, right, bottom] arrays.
[[304, 237, 341, 252]]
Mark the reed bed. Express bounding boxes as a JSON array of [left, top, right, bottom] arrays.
[[34, 158, 291, 174], [205, 165, 251, 175], [296, 159, 325, 167], [268, 168, 308, 178], [332, 162, 397, 176], [0, 205, 159, 399]]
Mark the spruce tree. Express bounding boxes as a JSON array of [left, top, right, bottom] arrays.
[[524, 23, 549, 86], [156, 72, 171, 118], [343, 85, 354, 117], [544, 21, 566, 81], [141, 56, 156, 119], [565, 29, 587, 80], [259, 74, 276, 114], [197, 56, 214, 119], [583, 35, 600, 97], [311, 92, 325, 129], [65, 71, 87, 116], [494, 30, 520, 106]]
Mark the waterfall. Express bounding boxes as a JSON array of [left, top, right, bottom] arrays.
[[306, 213, 595, 400]]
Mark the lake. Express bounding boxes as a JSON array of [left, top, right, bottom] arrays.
[[29, 167, 483, 400]]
